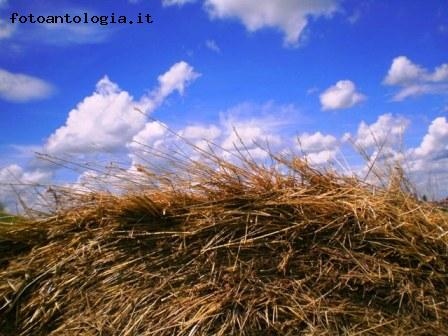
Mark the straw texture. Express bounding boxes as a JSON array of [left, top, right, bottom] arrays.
[[1, 154, 447, 335]]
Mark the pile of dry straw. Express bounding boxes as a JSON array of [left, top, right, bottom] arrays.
[[1, 150, 447, 335]]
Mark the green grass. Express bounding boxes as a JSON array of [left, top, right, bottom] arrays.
[[0, 210, 22, 224]]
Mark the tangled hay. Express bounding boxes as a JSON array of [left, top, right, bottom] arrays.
[[1, 152, 447, 335]]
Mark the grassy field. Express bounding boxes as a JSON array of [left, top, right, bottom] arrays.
[[0, 210, 22, 224]]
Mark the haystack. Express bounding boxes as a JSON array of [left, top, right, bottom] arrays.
[[1, 153, 447, 335]]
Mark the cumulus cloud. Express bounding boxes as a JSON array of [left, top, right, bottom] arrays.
[[384, 56, 448, 101], [45, 61, 199, 156], [0, 68, 54, 102], [181, 124, 221, 140], [297, 132, 338, 165], [319, 80, 366, 110], [413, 117, 448, 160], [128, 102, 295, 166], [298, 132, 337, 152], [384, 56, 426, 86], [406, 117, 448, 198], [145, 61, 200, 109], [160, 0, 338, 46], [205, 39, 221, 53], [0, 164, 51, 186], [220, 120, 281, 160], [127, 121, 169, 163], [341, 114, 411, 187], [0, 164, 53, 213], [45, 77, 145, 155], [204, 0, 338, 46], [128, 122, 223, 166], [352, 113, 409, 150]]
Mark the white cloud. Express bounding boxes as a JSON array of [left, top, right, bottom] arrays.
[[204, 0, 338, 46], [0, 0, 8, 7], [352, 113, 409, 150], [148, 61, 200, 107], [128, 102, 294, 166], [319, 80, 366, 110], [297, 132, 338, 165], [0, 164, 53, 213], [205, 39, 221, 53], [431, 64, 448, 82], [413, 117, 448, 159], [219, 107, 286, 160], [384, 56, 448, 101], [180, 124, 221, 140], [406, 117, 448, 198], [45, 61, 199, 156], [392, 84, 448, 101], [162, 0, 196, 6], [221, 120, 280, 152], [305, 150, 337, 165], [0, 19, 15, 39], [298, 132, 337, 152], [342, 114, 410, 188], [45, 77, 145, 155], [0, 68, 54, 102], [383, 56, 426, 86], [128, 121, 168, 152]]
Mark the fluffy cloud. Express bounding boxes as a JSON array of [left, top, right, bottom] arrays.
[[181, 124, 221, 140], [146, 61, 200, 108], [0, 19, 15, 39], [128, 102, 292, 166], [342, 114, 412, 188], [384, 56, 426, 86], [220, 121, 281, 160], [0, 68, 54, 102], [45, 77, 145, 155], [413, 117, 448, 159], [0, 164, 51, 186], [319, 80, 366, 110], [127, 121, 169, 163], [406, 117, 448, 198], [298, 132, 337, 152], [204, 0, 338, 46], [0, 164, 53, 213], [297, 132, 338, 165], [218, 102, 295, 159], [160, 0, 338, 46], [352, 113, 409, 150], [45, 61, 199, 156], [384, 56, 448, 101], [128, 122, 223, 166]]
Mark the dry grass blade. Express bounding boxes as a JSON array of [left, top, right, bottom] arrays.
[[0, 147, 447, 335]]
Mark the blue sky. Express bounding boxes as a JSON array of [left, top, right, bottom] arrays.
[[0, 0, 447, 210]]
